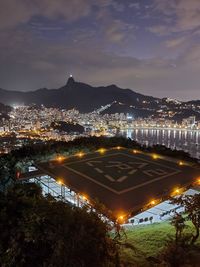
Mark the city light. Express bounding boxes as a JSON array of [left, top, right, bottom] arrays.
[[178, 161, 184, 166], [133, 149, 138, 154], [57, 179, 63, 185], [175, 188, 180, 194], [82, 195, 88, 201], [57, 156, 65, 162], [150, 200, 156, 205], [77, 152, 84, 158], [152, 154, 158, 159], [117, 215, 125, 223], [196, 178, 200, 185], [81, 194, 90, 204], [98, 148, 106, 154]]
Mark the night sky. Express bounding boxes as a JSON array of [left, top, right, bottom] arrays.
[[0, 0, 200, 100]]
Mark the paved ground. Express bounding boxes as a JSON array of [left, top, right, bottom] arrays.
[[37, 149, 200, 218]]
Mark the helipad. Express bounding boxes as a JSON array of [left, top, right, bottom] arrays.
[[37, 148, 200, 218]]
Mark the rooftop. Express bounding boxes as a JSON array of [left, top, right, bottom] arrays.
[[37, 148, 200, 218]]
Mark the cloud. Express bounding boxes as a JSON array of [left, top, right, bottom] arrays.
[[164, 36, 188, 48], [175, 0, 200, 31], [37, 0, 91, 21], [0, 0, 128, 29], [0, 0, 135, 46], [0, 0, 35, 29], [148, 25, 170, 36], [96, 6, 136, 44], [32, 61, 57, 71], [129, 3, 140, 10], [180, 45, 200, 66], [104, 19, 132, 43], [0, 0, 92, 29], [0, 0, 199, 100], [0, 25, 199, 101], [152, 0, 200, 33]]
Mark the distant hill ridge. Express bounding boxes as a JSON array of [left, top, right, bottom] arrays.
[[0, 103, 12, 120], [0, 76, 160, 112], [0, 76, 199, 120]]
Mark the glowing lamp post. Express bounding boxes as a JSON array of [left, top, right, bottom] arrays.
[[174, 188, 180, 195], [77, 152, 84, 158], [98, 148, 106, 154], [152, 154, 158, 160], [57, 156, 64, 163]]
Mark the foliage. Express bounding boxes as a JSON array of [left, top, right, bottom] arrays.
[[0, 183, 119, 267], [159, 235, 200, 267], [51, 121, 84, 133], [155, 195, 200, 266], [171, 194, 200, 244], [170, 213, 186, 243], [121, 220, 200, 267]]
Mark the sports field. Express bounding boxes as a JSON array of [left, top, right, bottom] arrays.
[[37, 148, 200, 217]]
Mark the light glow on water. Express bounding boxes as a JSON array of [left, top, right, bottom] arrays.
[[120, 129, 200, 159]]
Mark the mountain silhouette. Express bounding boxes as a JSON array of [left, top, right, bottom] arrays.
[[0, 76, 159, 113], [0, 76, 199, 120]]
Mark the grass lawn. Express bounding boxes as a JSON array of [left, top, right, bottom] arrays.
[[120, 220, 199, 267]]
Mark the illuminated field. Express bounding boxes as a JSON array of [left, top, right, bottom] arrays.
[[37, 149, 200, 218]]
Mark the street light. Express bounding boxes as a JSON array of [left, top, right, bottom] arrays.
[[57, 156, 64, 162], [150, 200, 156, 205], [98, 148, 106, 154], [117, 215, 125, 224], [152, 154, 158, 159], [175, 188, 180, 194], [77, 152, 84, 158], [57, 179, 63, 185]]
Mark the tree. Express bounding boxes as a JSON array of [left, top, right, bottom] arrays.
[[159, 235, 200, 267], [171, 213, 186, 243], [171, 194, 200, 244], [0, 183, 118, 267]]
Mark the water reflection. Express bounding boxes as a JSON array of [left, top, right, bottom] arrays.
[[120, 129, 200, 159]]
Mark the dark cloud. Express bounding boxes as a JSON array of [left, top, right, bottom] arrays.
[[152, 0, 200, 33], [0, 0, 199, 100]]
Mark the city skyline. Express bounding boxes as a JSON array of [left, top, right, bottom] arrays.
[[0, 0, 200, 100]]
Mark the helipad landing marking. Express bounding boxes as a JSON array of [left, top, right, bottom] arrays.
[[83, 160, 171, 182], [121, 153, 180, 172], [94, 168, 103, 174], [62, 151, 182, 194], [64, 152, 180, 173], [143, 169, 168, 177], [117, 176, 128, 182], [64, 165, 181, 195], [65, 166, 119, 194], [128, 169, 137, 175], [105, 175, 115, 182], [86, 161, 102, 167]]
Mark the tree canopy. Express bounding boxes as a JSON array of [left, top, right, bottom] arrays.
[[0, 183, 118, 267]]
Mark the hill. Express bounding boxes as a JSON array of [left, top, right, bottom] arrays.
[[0, 76, 199, 120], [0, 76, 160, 113], [0, 103, 12, 120], [51, 121, 84, 133]]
